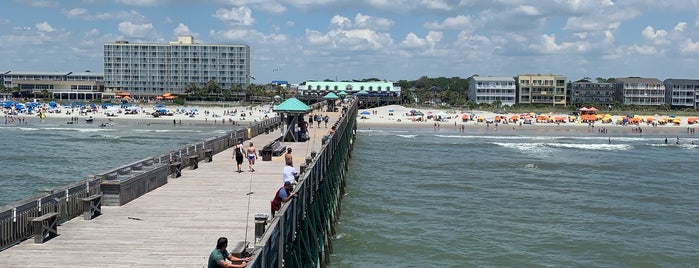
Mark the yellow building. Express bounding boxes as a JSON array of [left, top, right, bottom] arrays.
[[517, 74, 567, 106]]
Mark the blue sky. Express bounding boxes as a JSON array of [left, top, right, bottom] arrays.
[[2, 0, 699, 84]]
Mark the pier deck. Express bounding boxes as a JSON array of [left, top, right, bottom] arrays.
[[0, 110, 340, 268]]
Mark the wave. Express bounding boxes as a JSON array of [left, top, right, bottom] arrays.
[[493, 142, 631, 152]]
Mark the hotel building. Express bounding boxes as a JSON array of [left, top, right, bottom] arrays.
[[516, 74, 567, 106], [103, 36, 250, 97], [1, 71, 104, 100], [468, 76, 516, 106], [299, 81, 400, 96]]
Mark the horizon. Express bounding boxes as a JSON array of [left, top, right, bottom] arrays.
[[2, 1, 699, 84]]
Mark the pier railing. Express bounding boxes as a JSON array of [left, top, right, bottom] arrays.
[[0, 116, 282, 251], [249, 100, 357, 267]]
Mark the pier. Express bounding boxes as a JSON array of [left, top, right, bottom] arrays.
[[0, 100, 358, 267]]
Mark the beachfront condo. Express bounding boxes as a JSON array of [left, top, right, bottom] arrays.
[[612, 77, 665, 106], [663, 79, 699, 109], [103, 36, 250, 98], [569, 82, 615, 106], [516, 74, 568, 106], [468, 76, 516, 106]]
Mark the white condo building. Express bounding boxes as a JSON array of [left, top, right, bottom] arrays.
[[468, 76, 516, 106], [103, 36, 250, 97]]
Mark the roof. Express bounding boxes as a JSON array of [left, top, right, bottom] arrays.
[[472, 76, 515, 82], [273, 97, 311, 113], [323, 92, 339, 99], [613, 77, 662, 84]]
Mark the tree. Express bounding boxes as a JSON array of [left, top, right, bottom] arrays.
[[184, 83, 198, 99]]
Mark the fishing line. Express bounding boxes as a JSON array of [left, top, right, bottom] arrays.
[[243, 158, 255, 248]]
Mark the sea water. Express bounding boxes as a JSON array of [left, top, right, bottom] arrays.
[[0, 117, 239, 206], [330, 125, 699, 267], [2, 118, 699, 266]]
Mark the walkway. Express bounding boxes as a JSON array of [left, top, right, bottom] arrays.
[[0, 109, 340, 268]]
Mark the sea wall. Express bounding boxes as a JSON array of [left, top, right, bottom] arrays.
[[248, 101, 357, 267]]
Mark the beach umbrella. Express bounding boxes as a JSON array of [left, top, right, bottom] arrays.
[[360, 111, 371, 115], [388, 109, 395, 113]]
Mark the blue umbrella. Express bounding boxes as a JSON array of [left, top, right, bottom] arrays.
[[360, 111, 370, 115]]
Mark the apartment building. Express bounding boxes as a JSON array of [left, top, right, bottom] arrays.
[[663, 79, 699, 109], [103, 36, 250, 97], [569, 82, 615, 106], [468, 76, 516, 106], [516, 74, 567, 106], [612, 77, 665, 106]]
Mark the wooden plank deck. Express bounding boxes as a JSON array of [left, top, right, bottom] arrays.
[[0, 109, 341, 268]]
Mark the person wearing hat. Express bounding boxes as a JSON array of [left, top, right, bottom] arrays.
[[270, 181, 296, 217]]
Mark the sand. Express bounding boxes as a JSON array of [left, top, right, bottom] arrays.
[[3, 103, 276, 126], [354, 104, 699, 137]]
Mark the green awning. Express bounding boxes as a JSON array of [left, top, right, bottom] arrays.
[[273, 97, 311, 113], [323, 92, 339, 99]]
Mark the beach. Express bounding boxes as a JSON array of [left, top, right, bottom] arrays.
[[3, 102, 277, 127], [355, 104, 699, 140]]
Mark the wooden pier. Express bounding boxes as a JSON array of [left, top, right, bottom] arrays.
[[0, 105, 351, 268]]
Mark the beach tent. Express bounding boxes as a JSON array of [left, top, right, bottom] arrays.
[[273, 97, 312, 142]]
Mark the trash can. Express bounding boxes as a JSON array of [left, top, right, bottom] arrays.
[[261, 147, 273, 161], [254, 213, 268, 240]]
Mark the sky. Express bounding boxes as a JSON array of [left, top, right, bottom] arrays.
[[2, 0, 699, 84]]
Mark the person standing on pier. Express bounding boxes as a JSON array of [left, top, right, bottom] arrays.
[[247, 142, 258, 172], [208, 237, 251, 268], [233, 141, 245, 173], [284, 147, 293, 166], [271, 181, 296, 217]]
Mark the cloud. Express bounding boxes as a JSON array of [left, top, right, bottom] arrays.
[[115, 0, 161, 6], [64, 8, 88, 19], [307, 13, 395, 51], [424, 15, 473, 30], [680, 38, 699, 54], [35, 21, 54, 32], [214, 6, 255, 26], [118, 21, 154, 38], [173, 23, 195, 37], [20, 0, 58, 8]]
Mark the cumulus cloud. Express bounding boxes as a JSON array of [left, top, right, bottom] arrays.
[[424, 15, 473, 30], [64, 8, 88, 18], [307, 13, 395, 51], [35, 21, 54, 32], [118, 21, 154, 38], [173, 23, 195, 36], [214, 6, 255, 26]]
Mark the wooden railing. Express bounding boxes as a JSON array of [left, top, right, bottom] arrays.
[[0, 116, 282, 251]]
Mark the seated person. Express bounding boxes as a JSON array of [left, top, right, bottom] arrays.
[[208, 237, 251, 268]]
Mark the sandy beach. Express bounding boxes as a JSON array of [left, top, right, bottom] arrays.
[[4, 101, 699, 138], [355, 104, 699, 138], [3, 103, 278, 126]]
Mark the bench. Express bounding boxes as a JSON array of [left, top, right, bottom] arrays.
[[169, 161, 181, 178], [32, 212, 58, 243], [82, 194, 102, 220], [188, 155, 199, 170], [269, 140, 286, 156], [204, 149, 214, 163]]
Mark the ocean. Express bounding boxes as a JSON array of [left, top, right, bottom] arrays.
[[2, 118, 699, 267], [0, 117, 239, 206], [329, 125, 699, 267]]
